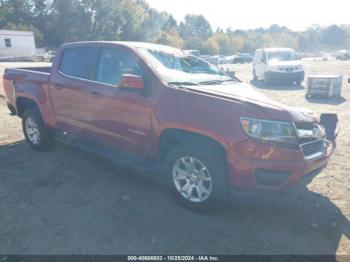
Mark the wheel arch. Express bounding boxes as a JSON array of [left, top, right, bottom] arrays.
[[16, 96, 40, 118], [159, 128, 228, 163]]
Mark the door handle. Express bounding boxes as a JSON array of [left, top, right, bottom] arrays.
[[90, 91, 103, 99]]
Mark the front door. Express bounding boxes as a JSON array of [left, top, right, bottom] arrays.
[[85, 46, 154, 157]]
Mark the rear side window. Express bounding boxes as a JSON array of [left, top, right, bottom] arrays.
[[59, 47, 92, 79]]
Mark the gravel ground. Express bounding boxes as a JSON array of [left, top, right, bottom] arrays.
[[0, 60, 349, 255]]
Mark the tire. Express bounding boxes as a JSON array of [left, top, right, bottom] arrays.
[[22, 108, 53, 151], [264, 72, 270, 87], [163, 141, 229, 212], [253, 69, 257, 81]]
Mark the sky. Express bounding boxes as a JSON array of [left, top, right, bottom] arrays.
[[145, 0, 349, 31]]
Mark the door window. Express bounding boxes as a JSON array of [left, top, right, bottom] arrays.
[[96, 48, 143, 86], [59, 47, 92, 79]]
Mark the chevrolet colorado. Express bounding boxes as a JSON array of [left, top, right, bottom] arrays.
[[3, 41, 338, 210]]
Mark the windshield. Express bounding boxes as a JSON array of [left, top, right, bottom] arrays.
[[266, 51, 298, 61], [138, 48, 231, 85]]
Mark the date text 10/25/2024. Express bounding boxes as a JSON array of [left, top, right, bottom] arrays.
[[127, 256, 219, 261]]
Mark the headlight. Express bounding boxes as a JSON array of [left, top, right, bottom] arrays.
[[240, 117, 298, 146]]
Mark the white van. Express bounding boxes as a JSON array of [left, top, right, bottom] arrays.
[[253, 48, 304, 85]]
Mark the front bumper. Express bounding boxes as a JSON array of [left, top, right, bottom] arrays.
[[268, 71, 305, 83], [227, 137, 335, 192]]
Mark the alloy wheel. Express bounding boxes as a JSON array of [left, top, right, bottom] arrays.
[[25, 117, 41, 145], [172, 156, 213, 203]]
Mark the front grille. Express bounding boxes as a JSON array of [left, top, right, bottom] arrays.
[[300, 139, 325, 158]]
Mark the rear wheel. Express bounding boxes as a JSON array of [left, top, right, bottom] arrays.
[[22, 109, 53, 151], [163, 141, 229, 211]]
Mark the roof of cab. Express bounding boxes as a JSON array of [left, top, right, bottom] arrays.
[[60, 41, 184, 55]]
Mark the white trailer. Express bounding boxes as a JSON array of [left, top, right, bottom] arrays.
[[0, 30, 36, 60]]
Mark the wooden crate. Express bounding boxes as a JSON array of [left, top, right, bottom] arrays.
[[306, 75, 342, 98]]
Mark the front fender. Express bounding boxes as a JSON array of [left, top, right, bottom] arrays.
[[156, 122, 231, 153]]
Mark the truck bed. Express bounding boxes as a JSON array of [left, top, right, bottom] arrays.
[[3, 67, 52, 110], [4, 66, 51, 84], [15, 66, 52, 73]]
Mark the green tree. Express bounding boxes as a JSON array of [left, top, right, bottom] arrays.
[[1, 0, 350, 53], [153, 27, 183, 48], [322, 25, 347, 49], [202, 37, 219, 55], [179, 14, 213, 39]]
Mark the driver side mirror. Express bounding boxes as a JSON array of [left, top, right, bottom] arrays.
[[119, 74, 144, 90]]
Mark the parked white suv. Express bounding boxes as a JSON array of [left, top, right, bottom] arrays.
[[253, 48, 304, 86]]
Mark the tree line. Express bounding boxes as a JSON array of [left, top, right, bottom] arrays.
[[1, 0, 350, 54]]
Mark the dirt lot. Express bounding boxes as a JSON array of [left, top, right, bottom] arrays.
[[0, 60, 349, 255]]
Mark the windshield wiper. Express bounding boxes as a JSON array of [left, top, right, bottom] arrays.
[[199, 80, 225, 85], [168, 81, 199, 87], [199, 79, 238, 85], [199, 78, 240, 85]]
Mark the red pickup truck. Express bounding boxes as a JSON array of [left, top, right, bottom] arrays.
[[3, 41, 338, 210]]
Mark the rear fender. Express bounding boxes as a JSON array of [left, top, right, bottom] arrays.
[[15, 80, 47, 105], [15, 83, 55, 128]]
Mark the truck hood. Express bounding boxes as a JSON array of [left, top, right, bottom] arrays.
[[187, 82, 317, 127]]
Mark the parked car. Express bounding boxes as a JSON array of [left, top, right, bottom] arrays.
[[43, 50, 56, 62], [209, 55, 226, 65], [184, 49, 201, 57], [206, 56, 220, 65], [322, 53, 329, 61], [233, 53, 252, 64], [335, 50, 350, 61], [223, 55, 235, 64], [253, 47, 305, 86], [199, 55, 211, 63], [3, 41, 338, 210]]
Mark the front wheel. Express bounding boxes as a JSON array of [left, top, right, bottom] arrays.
[[253, 69, 257, 81], [264, 73, 270, 87], [163, 142, 229, 211], [22, 109, 53, 151]]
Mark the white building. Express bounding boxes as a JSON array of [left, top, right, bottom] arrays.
[[0, 30, 36, 59]]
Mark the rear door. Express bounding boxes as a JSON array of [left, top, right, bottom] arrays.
[[84, 46, 154, 157], [50, 46, 94, 138]]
